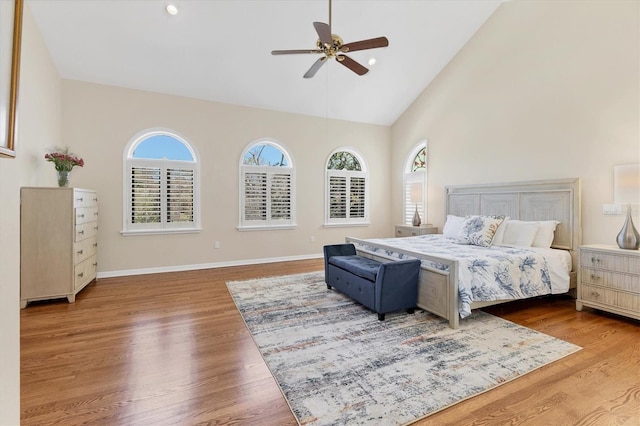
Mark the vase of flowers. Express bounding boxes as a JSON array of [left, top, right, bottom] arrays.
[[44, 147, 84, 187], [56, 170, 70, 187]]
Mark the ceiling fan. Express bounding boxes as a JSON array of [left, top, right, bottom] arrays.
[[271, 0, 389, 78]]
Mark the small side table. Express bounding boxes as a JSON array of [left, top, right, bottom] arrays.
[[576, 244, 640, 320], [395, 224, 438, 238]]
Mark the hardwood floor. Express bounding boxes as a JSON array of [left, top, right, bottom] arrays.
[[21, 260, 639, 425]]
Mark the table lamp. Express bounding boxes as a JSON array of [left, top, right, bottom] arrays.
[[410, 182, 422, 227], [614, 164, 640, 250]]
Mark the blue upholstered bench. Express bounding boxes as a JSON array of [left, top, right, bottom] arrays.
[[323, 243, 421, 320]]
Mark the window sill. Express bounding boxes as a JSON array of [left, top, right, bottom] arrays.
[[121, 228, 202, 236], [323, 222, 370, 228], [237, 225, 297, 231]]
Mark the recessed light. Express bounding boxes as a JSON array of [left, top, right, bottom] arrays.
[[166, 4, 178, 15], [368, 58, 376, 66]]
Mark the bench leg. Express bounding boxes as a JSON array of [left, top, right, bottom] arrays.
[[327, 284, 332, 289], [378, 313, 385, 321], [407, 308, 415, 314]]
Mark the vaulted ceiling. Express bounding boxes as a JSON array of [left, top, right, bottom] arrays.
[[28, 0, 504, 126]]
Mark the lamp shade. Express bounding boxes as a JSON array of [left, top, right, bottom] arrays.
[[410, 182, 423, 203], [614, 164, 640, 205]]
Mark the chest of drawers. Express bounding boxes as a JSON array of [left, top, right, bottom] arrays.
[[576, 244, 639, 320], [20, 187, 98, 308]]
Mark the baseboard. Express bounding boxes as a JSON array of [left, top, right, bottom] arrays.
[[96, 253, 324, 279]]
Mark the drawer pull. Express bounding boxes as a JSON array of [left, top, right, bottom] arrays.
[[78, 214, 85, 218], [94, 226, 99, 231], [590, 274, 600, 281], [591, 257, 600, 264], [591, 291, 600, 298], [78, 230, 84, 235], [76, 197, 83, 202], [77, 272, 84, 278], [77, 249, 84, 255], [93, 262, 98, 267], [93, 243, 98, 248], [94, 212, 98, 216], [93, 197, 98, 202]]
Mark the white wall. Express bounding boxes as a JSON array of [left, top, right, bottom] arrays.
[[0, 3, 62, 423], [391, 0, 639, 245], [61, 81, 391, 275]]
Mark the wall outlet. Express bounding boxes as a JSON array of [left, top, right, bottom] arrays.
[[214, 241, 220, 249], [602, 204, 622, 215]]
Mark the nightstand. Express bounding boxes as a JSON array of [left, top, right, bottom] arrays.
[[395, 224, 438, 238], [576, 244, 639, 320]]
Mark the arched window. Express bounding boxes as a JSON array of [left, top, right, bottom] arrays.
[[325, 148, 369, 225], [403, 142, 427, 225], [239, 140, 295, 229], [123, 130, 200, 234]]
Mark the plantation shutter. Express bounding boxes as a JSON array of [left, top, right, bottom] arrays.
[[127, 160, 198, 231], [326, 170, 367, 224], [270, 173, 292, 220], [349, 177, 366, 219], [166, 168, 194, 223], [131, 166, 161, 224], [404, 171, 425, 225], [244, 171, 268, 221], [241, 167, 294, 227], [329, 175, 347, 219]]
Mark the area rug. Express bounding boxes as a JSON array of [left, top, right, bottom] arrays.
[[226, 271, 581, 426]]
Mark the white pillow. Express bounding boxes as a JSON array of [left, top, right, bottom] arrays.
[[532, 220, 560, 248], [499, 220, 539, 247], [457, 215, 505, 247], [443, 215, 465, 239], [491, 216, 510, 245]]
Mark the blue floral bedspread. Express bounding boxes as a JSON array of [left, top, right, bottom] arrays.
[[351, 235, 553, 318]]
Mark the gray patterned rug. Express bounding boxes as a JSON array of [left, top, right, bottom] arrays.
[[226, 271, 581, 426]]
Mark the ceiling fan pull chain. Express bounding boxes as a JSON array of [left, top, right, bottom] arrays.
[[329, 0, 332, 34]]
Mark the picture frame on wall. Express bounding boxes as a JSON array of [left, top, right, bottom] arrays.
[[0, 0, 23, 158]]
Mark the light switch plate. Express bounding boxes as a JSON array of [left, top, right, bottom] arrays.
[[603, 204, 622, 215]]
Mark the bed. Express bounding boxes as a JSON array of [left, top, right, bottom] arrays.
[[347, 178, 581, 329]]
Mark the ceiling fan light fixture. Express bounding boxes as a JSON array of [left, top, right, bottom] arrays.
[[271, 0, 389, 78], [166, 4, 178, 15]]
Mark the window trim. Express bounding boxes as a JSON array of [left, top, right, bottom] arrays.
[[403, 140, 427, 226], [122, 128, 201, 235], [324, 147, 369, 226], [238, 139, 296, 230]]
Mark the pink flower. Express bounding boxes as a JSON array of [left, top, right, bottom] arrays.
[[44, 147, 84, 172]]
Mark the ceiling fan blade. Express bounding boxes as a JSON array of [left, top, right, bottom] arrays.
[[272, 49, 323, 55], [336, 54, 368, 76], [313, 22, 332, 46], [303, 57, 328, 79], [340, 36, 389, 53]]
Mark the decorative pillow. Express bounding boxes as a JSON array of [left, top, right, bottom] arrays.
[[498, 220, 539, 247], [532, 220, 560, 248], [442, 215, 465, 239], [456, 215, 505, 247], [491, 216, 510, 245]]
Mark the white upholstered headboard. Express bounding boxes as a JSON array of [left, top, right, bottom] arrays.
[[445, 178, 582, 269]]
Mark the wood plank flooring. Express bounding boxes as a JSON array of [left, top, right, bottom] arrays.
[[21, 260, 640, 425]]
